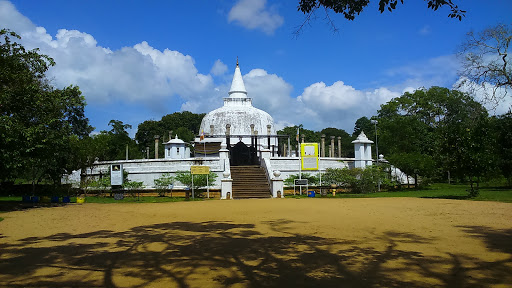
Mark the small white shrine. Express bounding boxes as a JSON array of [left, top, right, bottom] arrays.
[[164, 135, 190, 159], [352, 132, 374, 168]]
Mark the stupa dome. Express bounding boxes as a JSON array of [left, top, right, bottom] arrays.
[[199, 61, 276, 137]]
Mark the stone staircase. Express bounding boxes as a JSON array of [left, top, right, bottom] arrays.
[[231, 166, 271, 199]]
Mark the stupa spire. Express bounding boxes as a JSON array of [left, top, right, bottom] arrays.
[[228, 58, 247, 98]]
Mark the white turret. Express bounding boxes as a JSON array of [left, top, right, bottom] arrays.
[[228, 59, 247, 98]]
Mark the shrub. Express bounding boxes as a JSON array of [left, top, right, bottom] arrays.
[[284, 173, 319, 186], [175, 171, 217, 197], [154, 174, 175, 197], [322, 166, 389, 193]]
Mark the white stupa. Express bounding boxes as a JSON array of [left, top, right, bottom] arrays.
[[197, 60, 277, 156]]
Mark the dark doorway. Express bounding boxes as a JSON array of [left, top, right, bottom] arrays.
[[231, 141, 258, 166]]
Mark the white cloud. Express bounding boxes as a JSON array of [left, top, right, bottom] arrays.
[[244, 68, 293, 112], [228, 0, 284, 35], [455, 77, 512, 115], [210, 59, 228, 76], [0, 1, 217, 115], [296, 81, 400, 131]]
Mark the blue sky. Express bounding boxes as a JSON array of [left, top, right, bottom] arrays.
[[1, 0, 511, 136]]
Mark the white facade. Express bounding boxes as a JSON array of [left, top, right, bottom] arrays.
[[352, 132, 374, 168], [198, 61, 277, 149]]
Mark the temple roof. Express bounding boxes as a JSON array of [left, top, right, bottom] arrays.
[[199, 59, 275, 137]]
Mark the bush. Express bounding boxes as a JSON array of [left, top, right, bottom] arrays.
[[284, 173, 319, 186], [154, 174, 175, 197], [175, 171, 217, 197], [88, 176, 111, 195], [123, 180, 144, 198], [322, 166, 388, 193]]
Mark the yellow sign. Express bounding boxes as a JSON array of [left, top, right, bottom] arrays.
[[191, 165, 210, 175], [301, 143, 319, 170]]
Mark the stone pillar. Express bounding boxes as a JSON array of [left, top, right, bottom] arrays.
[[330, 136, 335, 158], [338, 136, 342, 158], [254, 130, 258, 151], [154, 135, 160, 159], [321, 134, 325, 157], [283, 143, 287, 157], [271, 170, 284, 198], [267, 124, 272, 149], [225, 124, 231, 148], [146, 147, 149, 159], [329, 145, 332, 157], [301, 134, 305, 144], [219, 143, 230, 178], [210, 125, 214, 136], [250, 124, 255, 135], [221, 171, 233, 200]]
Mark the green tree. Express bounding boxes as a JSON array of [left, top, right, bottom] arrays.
[[0, 29, 92, 187], [277, 125, 319, 154], [437, 94, 495, 196], [135, 120, 162, 158], [353, 117, 374, 138], [493, 112, 512, 186], [136, 111, 205, 158], [377, 86, 494, 194], [95, 120, 139, 161]]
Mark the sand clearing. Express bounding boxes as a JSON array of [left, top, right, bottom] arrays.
[[1, 198, 511, 287]]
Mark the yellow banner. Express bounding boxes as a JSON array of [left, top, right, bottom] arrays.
[[301, 143, 319, 170], [191, 165, 210, 175]]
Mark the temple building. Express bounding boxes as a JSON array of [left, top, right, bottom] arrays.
[[64, 59, 413, 199], [194, 60, 280, 165]]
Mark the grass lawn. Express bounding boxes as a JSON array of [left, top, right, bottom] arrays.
[[1, 183, 512, 205], [292, 183, 512, 203]]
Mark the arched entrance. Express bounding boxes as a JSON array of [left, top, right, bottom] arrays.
[[230, 141, 258, 166]]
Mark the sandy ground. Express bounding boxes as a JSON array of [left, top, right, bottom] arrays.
[[0, 198, 511, 288]]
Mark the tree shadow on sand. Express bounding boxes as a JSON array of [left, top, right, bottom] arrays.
[[1, 220, 511, 287]]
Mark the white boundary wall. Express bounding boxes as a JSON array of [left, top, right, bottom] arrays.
[[64, 158, 226, 189]]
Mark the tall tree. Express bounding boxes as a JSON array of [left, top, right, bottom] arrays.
[[377, 86, 493, 192], [491, 112, 512, 187], [0, 29, 92, 185], [457, 23, 512, 106], [436, 94, 494, 196]]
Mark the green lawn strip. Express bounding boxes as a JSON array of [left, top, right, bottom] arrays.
[[329, 184, 512, 202]]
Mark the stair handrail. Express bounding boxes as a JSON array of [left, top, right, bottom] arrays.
[[261, 158, 273, 193]]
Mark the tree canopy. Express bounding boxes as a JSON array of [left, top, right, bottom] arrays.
[[0, 29, 92, 185], [135, 111, 205, 158], [377, 86, 495, 193], [298, 0, 465, 20], [296, 0, 465, 33]]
